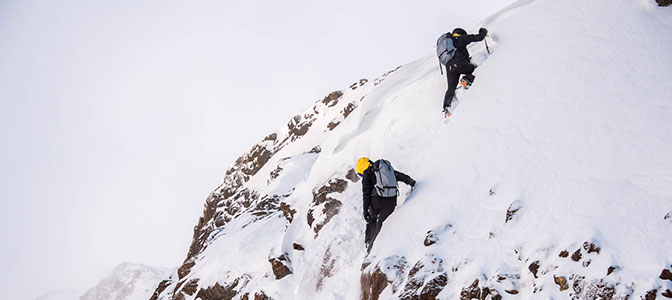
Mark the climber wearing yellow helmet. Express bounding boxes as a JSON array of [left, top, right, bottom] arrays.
[[356, 157, 415, 253]]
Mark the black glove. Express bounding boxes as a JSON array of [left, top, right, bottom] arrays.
[[479, 28, 488, 37], [363, 211, 372, 223]]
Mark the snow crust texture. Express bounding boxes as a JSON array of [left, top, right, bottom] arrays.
[[152, 0, 672, 299]]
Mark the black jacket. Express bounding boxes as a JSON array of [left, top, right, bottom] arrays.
[[450, 32, 486, 63], [362, 160, 415, 211]]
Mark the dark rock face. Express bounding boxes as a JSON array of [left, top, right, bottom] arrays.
[[400, 255, 448, 300], [583, 241, 600, 254], [307, 178, 348, 236], [181, 279, 199, 296], [459, 279, 501, 300], [360, 267, 389, 300], [279, 202, 296, 223], [645, 289, 658, 300], [309, 146, 322, 153], [529, 261, 540, 278], [327, 100, 358, 131], [292, 243, 305, 251], [241, 292, 271, 300], [661, 268, 672, 281], [554, 275, 569, 291], [287, 115, 313, 142], [327, 121, 341, 130], [178, 261, 195, 279], [657, 0, 671, 7], [149, 280, 172, 300], [571, 249, 583, 262], [424, 231, 437, 246], [505, 201, 521, 223], [196, 276, 249, 300], [322, 91, 344, 107], [361, 256, 408, 300], [269, 165, 283, 182], [350, 79, 369, 90], [345, 168, 361, 182], [343, 102, 357, 119], [269, 254, 292, 279]]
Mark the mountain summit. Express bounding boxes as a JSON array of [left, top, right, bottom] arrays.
[[151, 1, 672, 299]]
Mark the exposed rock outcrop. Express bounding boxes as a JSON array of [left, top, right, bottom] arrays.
[[361, 256, 408, 300], [459, 279, 501, 300], [399, 255, 448, 300], [269, 254, 292, 280], [307, 177, 348, 237], [196, 276, 249, 300]]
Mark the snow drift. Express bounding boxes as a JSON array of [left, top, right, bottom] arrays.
[[152, 0, 672, 299]]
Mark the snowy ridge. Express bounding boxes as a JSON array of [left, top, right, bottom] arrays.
[[80, 263, 169, 300], [153, 1, 672, 299], [35, 263, 168, 300]]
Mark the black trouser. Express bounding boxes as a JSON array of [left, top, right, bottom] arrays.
[[443, 59, 476, 109], [365, 197, 396, 251]]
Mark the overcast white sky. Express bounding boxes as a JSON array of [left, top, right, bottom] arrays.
[[0, 0, 514, 298]]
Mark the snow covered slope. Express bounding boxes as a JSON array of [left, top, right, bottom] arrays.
[[152, 0, 672, 299]]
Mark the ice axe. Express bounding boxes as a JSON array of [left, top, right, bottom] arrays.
[[484, 35, 491, 55]]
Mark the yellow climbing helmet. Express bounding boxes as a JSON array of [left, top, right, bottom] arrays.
[[356, 157, 373, 177]]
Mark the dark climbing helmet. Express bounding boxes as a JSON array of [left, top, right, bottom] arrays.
[[452, 28, 467, 36]]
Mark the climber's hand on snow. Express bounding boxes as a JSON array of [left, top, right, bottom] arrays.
[[479, 28, 488, 37]]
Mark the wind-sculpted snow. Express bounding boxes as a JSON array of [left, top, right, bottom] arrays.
[[152, 0, 672, 299]]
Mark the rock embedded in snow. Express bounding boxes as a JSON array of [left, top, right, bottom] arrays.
[[321, 91, 343, 107], [279, 202, 295, 223], [399, 255, 448, 299], [269, 254, 292, 279], [661, 268, 672, 281], [554, 275, 569, 291], [423, 231, 437, 246], [194, 276, 249, 300], [291, 243, 304, 251], [528, 261, 540, 278], [307, 177, 348, 236]]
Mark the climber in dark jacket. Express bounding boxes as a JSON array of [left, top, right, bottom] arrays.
[[356, 157, 415, 252], [442, 27, 488, 117]]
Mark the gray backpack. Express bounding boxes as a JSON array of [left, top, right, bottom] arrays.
[[436, 33, 456, 74], [373, 160, 398, 197]]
